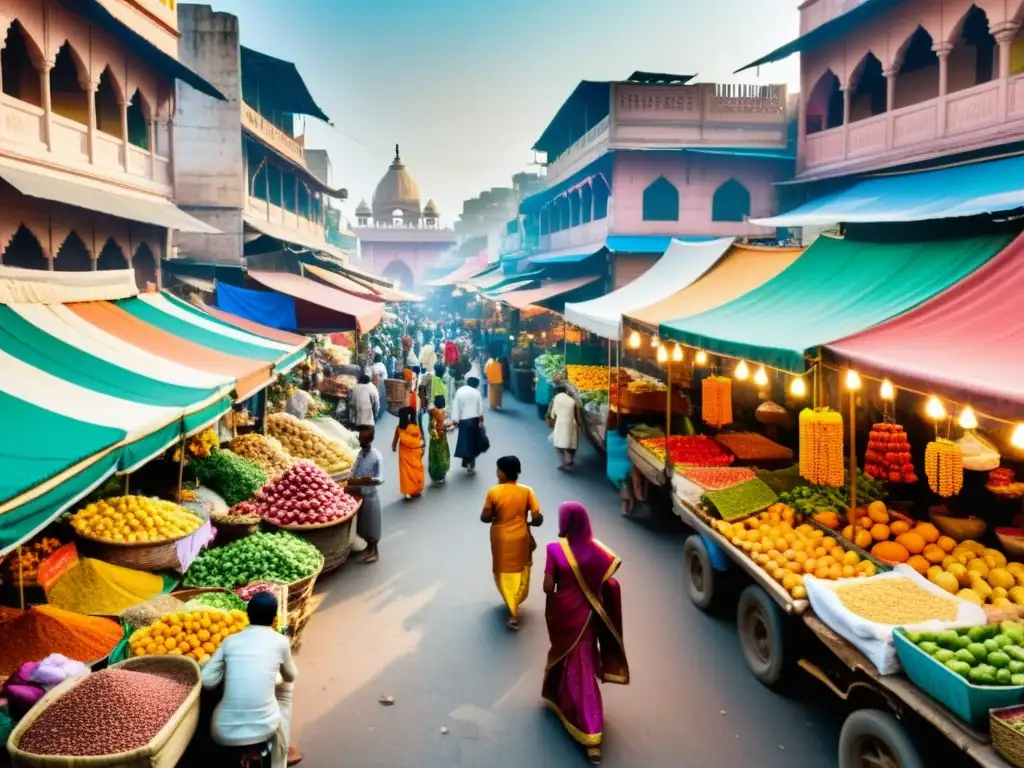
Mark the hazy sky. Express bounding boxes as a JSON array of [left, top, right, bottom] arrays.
[[207, 0, 801, 223]]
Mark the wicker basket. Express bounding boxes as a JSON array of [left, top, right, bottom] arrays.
[[170, 586, 233, 603], [385, 378, 408, 406], [270, 503, 361, 575], [991, 705, 1024, 767], [208, 513, 260, 547], [928, 509, 988, 542], [75, 532, 186, 572], [8, 656, 201, 768]]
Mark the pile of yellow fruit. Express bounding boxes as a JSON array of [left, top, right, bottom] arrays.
[[72, 496, 203, 544], [565, 365, 610, 392], [922, 539, 1024, 606], [836, 501, 957, 573], [129, 608, 248, 664], [713, 503, 877, 601]]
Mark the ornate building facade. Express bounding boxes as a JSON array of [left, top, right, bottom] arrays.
[[350, 145, 455, 289]]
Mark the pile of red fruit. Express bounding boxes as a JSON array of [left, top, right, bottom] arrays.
[[864, 422, 918, 484], [640, 435, 734, 468], [232, 462, 360, 528]]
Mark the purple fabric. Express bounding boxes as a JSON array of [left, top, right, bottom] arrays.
[[557, 501, 615, 598], [543, 542, 604, 741], [175, 520, 215, 572]]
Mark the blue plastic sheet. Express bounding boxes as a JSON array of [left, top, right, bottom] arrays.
[[605, 431, 630, 488], [215, 282, 297, 330]]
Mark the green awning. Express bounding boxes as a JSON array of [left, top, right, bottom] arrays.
[[0, 450, 120, 556], [659, 233, 1012, 372]]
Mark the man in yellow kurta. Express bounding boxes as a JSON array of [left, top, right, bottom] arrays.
[[485, 357, 504, 409]]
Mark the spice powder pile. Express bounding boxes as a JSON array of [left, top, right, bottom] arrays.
[[0, 605, 122, 677]]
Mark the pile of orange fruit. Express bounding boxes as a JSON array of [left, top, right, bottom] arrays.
[[833, 501, 957, 572], [128, 608, 248, 664], [713, 503, 877, 601]]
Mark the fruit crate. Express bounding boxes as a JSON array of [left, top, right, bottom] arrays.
[[991, 705, 1024, 767], [893, 627, 1024, 724]]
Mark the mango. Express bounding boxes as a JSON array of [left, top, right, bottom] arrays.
[[1009, 587, 1024, 605], [932, 571, 959, 595], [947, 563, 970, 587], [967, 559, 991, 579], [957, 588, 983, 606]]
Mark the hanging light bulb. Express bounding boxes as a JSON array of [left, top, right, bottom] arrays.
[[790, 376, 807, 397], [734, 360, 749, 380], [672, 344, 683, 362], [694, 350, 708, 366], [651, 335, 660, 348], [958, 406, 978, 430], [656, 345, 668, 364], [754, 366, 768, 387], [628, 330, 641, 349], [925, 396, 946, 421], [1012, 424, 1024, 450], [845, 369, 861, 391], [880, 379, 895, 401]]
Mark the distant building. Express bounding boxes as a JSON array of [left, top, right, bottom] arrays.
[[171, 4, 348, 274], [350, 145, 456, 289]]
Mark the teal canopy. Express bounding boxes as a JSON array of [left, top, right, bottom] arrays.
[[659, 233, 1012, 372]]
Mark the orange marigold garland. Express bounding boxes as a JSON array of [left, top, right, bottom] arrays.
[[799, 408, 844, 487], [702, 376, 733, 428]]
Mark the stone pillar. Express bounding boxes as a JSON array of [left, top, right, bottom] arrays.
[[796, 86, 807, 175], [147, 119, 156, 178], [993, 22, 1021, 79], [40, 59, 54, 152], [119, 99, 130, 173], [933, 42, 953, 96], [841, 85, 852, 125], [884, 68, 897, 111], [83, 80, 98, 164]]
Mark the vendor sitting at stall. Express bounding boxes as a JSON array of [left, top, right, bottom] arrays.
[[202, 592, 302, 767]]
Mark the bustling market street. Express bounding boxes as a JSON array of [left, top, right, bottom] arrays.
[[287, 398, 842, 768]]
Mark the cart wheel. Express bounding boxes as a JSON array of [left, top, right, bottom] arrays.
[[737, 584, 786, 686], [683, 536, 716, 610], [838, 709, 923, 768]]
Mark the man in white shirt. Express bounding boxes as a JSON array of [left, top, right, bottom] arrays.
[[202, 593, 300, 767], [353, 374, 379, 427], [451, 376, 485, 475]]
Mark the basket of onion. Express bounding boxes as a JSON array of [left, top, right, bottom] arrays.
[[247, 462, 362, 574]]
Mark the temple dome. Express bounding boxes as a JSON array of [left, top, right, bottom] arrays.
[[355, 199, 371, 216], [372, 145, 421, 219], [423, 199, 439, 216]]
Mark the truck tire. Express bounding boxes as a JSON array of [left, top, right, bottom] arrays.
[[737, 584, 786, 686], [838, 709, 924, 768], [683, 536, 716, 610]]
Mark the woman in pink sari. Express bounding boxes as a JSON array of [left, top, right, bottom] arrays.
[[542, 501, 629, 765]]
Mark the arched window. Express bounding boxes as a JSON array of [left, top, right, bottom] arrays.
[[1, 21, 42, 106], [849, 53, 886, 121], [569, 191, 581, 227], [50, 43, 89, 125], [806, 70, 843, 134], [97, 238, 127, 271], [126, 89, 150, 150], [894, 27, 939, 109], [949, 6, 996, 92], [642, 176, 679, 222], [593, 183, 609, 220], [54, 232, 92, 272], [96, 67, 123, 139], [382, 260, 415, 290], [711, 179, 751, 222], [581, 183, 593, 224], [2, 225, 47, 270], [133, 243, 157, 292]]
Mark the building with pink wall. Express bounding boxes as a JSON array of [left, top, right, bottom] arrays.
[[350, 146, 456, 290], [501, 73, 795, 283], [743, 0, 1024, 181], [0, 0, 223, 289]]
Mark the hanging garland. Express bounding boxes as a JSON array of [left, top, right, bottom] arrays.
[[925, 438, 964, 498], [799, 408, 844, 487], [701, 376, 733, 428]]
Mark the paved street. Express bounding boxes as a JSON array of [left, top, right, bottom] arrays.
[[292, 397, 842, 767]]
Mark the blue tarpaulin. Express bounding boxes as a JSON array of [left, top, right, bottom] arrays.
[[215, 282, 297, 331], [752, 153, 1024, 228]]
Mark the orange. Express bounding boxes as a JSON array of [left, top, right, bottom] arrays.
[[906, 555, 930, 575], [895, 532, 926, 555], [889, 520, 911, 536], [854, 529, 874, 550], [922, 544, 945, 564], [915, 522, 941, 544], [936, 536, 957, 554], [870, 524, 891, 542]]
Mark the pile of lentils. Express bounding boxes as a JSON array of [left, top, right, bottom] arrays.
[[18, 666, 195, 756]]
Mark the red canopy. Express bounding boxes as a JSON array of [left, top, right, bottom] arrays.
[[499, 276, 601, 310], [828, 232, 1024, 417]]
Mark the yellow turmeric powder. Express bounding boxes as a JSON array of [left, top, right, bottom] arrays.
[[46, 558, 163, 615]]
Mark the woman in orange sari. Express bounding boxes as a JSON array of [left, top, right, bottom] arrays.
[[542, 501, 629, 765], [480, 456, 544, 630], [391, 407, 424, 500]]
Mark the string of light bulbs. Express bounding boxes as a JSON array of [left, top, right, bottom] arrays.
[[623, 326, 1024, 448]]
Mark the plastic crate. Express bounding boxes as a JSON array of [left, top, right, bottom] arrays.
[[893, 628, 1024, 724]]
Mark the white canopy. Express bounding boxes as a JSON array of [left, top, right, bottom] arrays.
[[563, 237, 734, 339]]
